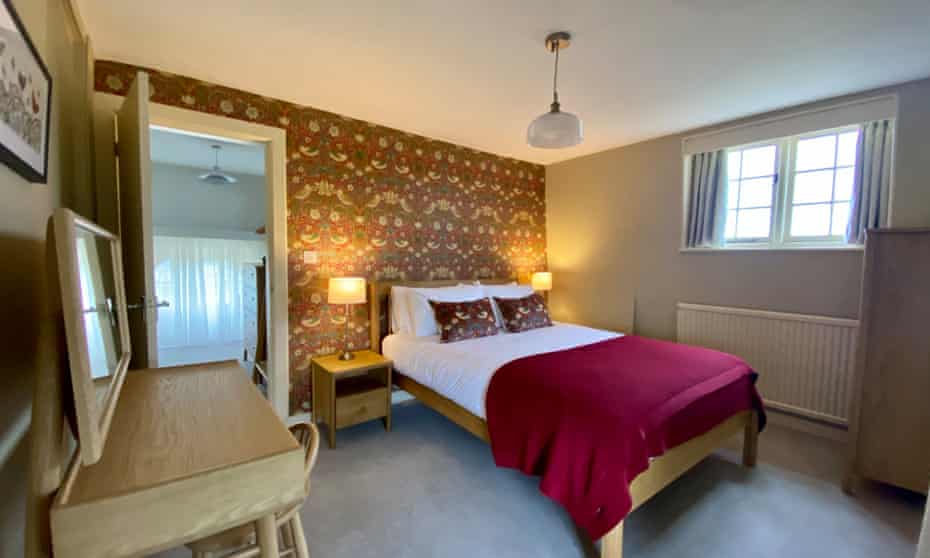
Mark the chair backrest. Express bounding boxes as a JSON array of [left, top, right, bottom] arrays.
[[288, 421, 320, 496]]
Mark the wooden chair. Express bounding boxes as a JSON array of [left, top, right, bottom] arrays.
[[188, 422, 320, 558]]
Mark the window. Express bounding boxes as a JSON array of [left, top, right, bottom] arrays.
[[787, 130, 858, 239], [725, 144, 778, 242], [720, 126, 862, 248]]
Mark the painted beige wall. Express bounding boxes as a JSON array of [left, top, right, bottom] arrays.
[[0, 1, 93, 556], [547, 77, 930, 340]]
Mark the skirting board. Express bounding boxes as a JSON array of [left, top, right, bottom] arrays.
[[765, 407, 847, 442]]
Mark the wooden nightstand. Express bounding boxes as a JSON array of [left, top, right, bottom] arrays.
[[311, 350, 393, 448]]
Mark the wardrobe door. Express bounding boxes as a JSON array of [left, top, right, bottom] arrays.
[[853, 230, 930, 493]]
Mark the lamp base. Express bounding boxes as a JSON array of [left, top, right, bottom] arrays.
[[338, 350, 355, 361]]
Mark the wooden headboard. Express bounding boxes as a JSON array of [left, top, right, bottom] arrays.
[[369, 278, 516, 353]]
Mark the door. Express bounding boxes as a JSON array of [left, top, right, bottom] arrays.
[[115, 71, 158, 369]]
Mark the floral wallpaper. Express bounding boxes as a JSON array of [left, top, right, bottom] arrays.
[[95, 60, 547, 414]]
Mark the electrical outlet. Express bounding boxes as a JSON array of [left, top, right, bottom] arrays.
[[302, 251, 319, 264]]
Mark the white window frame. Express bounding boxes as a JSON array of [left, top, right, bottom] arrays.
[[723, 140, 782, 246], [700, 124, 868, 251], [780, 125, 860, 247], [680, 95, 897, 253]]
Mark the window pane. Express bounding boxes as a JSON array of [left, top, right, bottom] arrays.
[[837, 131, 859, 167], [831, 202, 851, 236], [739, 177, 773, 208], [727, 180, 740, 209], [736, 208, 771, 238], [741, 145, 776, 178], [793, 170, 834, 204], [791, 203, 831, 237], [834, 167, 854, 201], [727, 151, 742, 180], [796, 135, 837, 171], [725, 209, 737, 239]]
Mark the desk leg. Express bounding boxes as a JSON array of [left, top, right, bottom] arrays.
[[256, 514, 280, 558]]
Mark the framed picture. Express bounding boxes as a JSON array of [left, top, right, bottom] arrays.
[[0, 0, 52, 183]]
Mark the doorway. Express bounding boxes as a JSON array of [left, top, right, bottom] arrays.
[[97, 73, 290, 418], [149, 128, 267, 372]]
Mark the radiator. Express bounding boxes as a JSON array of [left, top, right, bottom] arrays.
[[676, 303, 859, 426]]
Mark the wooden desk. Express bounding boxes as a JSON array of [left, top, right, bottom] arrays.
[[50, 361, 304, 557]]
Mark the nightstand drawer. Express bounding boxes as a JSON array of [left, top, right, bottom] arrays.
[[336, 388, 388, 428]]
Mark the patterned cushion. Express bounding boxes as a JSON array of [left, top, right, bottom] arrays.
[[493, 293, 553, 333], [429, 298, 499, 343]]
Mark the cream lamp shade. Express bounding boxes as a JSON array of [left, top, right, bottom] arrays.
[[531, 272, 552, 291], [328, 277, 366, 304]]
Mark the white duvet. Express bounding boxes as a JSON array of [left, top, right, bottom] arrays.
[[382, 323, 621, 418]]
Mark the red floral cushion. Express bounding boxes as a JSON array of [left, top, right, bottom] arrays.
[[429, 298, 499, 343], [493, 293, 553, 333]]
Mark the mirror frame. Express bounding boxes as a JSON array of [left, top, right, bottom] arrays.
[[52, 208, 132, 465]]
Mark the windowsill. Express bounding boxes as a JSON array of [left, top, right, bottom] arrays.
[[680, 244, 864, 254]]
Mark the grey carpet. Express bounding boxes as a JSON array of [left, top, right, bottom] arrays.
[[154, 403, 925, 558]]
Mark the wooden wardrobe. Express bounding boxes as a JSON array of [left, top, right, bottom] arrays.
[[845, 229, 930, 494], [244, 257, 269, 396]]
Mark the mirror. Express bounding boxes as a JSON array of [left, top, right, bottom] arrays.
[[51, 208, 131, 465], [75, 226, 123, 401]]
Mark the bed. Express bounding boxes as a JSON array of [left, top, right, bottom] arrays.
[[369, 279, 761, 558]]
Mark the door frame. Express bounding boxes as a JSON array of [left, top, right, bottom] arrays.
[[147, 103, 290, 419]]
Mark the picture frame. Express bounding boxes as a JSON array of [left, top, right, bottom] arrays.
[[0, 0, 52, 183]]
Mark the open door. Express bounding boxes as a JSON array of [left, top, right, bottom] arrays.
[[115, 72, 159, 369]]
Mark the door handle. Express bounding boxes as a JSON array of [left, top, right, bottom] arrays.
[[127, 296, 170, 321], [83, 297, 120, 328]]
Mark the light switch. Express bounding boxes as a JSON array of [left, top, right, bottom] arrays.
[[303, 251, 319, 264]]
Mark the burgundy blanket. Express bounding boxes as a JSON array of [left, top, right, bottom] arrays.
[[485, 335, 765, 540]]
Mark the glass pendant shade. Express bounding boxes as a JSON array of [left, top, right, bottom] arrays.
[[527, 107, 583, 148], [527, 31, 582, 149]]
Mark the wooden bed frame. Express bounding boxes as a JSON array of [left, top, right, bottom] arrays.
[[369, 279, 759, 558]]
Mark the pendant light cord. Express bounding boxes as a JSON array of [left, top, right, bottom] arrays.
[[551, 43, 560, 108]]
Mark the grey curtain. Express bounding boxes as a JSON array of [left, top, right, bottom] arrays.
[[685, 150, 726, 248], [847, 120, 894, 244]]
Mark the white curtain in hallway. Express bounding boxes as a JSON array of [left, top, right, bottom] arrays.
[[154, 236, 266, 353]]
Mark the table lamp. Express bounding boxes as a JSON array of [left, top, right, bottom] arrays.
[[531, 271, 552, 302], [328, 277, 367, 360]]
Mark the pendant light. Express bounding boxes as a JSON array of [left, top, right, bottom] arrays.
[[199, 144, 238, 185], [527, 31, 583, 149]]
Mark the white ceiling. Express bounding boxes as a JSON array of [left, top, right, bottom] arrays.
[[80, 0, 930, 165], [149, 128, 265, 176]]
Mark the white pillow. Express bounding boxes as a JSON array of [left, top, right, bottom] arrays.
[[407, 285, 486, 336], [389, 286, 412, 334], [481, 283, 534, 327]]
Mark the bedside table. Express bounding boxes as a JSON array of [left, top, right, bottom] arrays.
[[311, 350, 392, 448]]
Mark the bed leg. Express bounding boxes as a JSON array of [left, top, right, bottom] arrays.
[[601, 521, 623, 558], [742, 410, 759, 467]]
